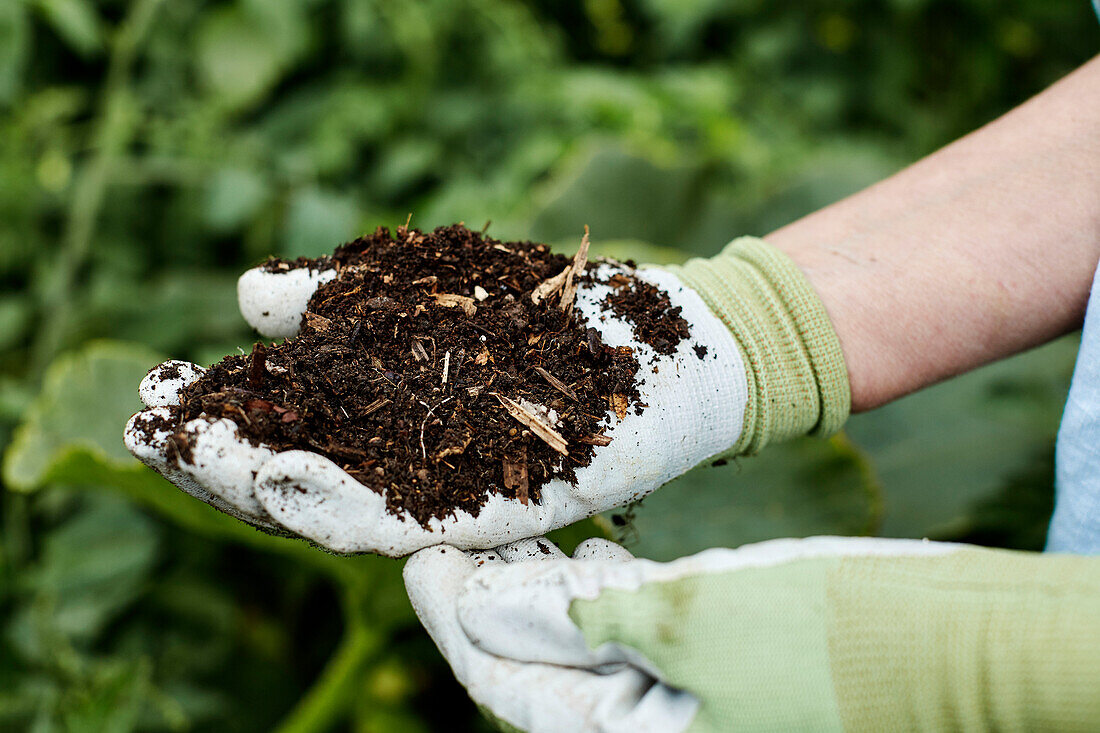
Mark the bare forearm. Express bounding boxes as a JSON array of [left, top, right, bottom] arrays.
[[767, 55, 1100, 412]]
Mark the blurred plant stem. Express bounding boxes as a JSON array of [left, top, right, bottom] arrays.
[[2, 492, 30, 571], [31, 0, 165, 375], [273, 580, 385, 733], [830, 432, 885, 536]]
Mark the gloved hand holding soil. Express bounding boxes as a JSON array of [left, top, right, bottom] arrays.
[[125, 222, 848, 556]]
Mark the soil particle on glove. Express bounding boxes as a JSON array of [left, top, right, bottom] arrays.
[[168, 223, 690, 527], [601, 278, 690, 356], [261, 255, 334, 273], [131, 407, 193, 464]]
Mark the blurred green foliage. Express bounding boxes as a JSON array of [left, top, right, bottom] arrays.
[[0, 0, 1094, 730]]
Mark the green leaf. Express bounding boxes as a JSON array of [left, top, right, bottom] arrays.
[[845, 335, 1077, 539], [545, 518, 613, 556], [946, 447, 1055, 552], [281, 187, 360, 258], [194, 2, 308, 110], [2, 341, 400, 586], [90, 271, 248, 357], [638, 0, 746, 54], [0, 295, 32, 352], [560, 238, 690, 266], [203, 168, 270, 232], [195, 8, 286, 108], [729, 147, 900, 236], [18, 439, 386, 583], [620, 434, 881, 561], [0, 1, 29, 104], [531, 148, 707, 251], [15, 495, 159, 646], [3, 341, 163, 491], [0, 374, 34, 423], [59, 657, 149, 733], [33, 0, 102, 57], [370, 137, 444, 198]]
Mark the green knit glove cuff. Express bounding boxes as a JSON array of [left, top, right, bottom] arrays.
[[667, 236, 850, 455]]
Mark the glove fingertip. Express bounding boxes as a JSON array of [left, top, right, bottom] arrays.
[[404, 545, 482, 612], [573, 537, 634, 562], [139, 360, 204, 408], [496, 537, 567, 562], [124, 407, 177, 464], [237, 265, 336, 339]]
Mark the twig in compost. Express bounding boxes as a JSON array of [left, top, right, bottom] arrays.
[[419, 396, 454, 460], [434, 293, 477, 317], [502, 446, 529, 505], [231, 404, 252, 426], [559, 226, 590, 313], [533, 366, 579, 402], [248, 343, 266, 391], [450, 348, 465, 384], [361, 398, 390, 417], [531, 266, 570, 305], [305, 312, 333, 332], [609, 393, 628, 420], [494, 394, 569, 456]]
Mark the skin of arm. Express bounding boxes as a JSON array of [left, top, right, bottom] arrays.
[[767, 55, 1100, 412]]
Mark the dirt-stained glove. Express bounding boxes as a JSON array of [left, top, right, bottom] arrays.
[[404, 537, 695, 733], [406, 536, 1100, 733], [124, 238, 849, 556]]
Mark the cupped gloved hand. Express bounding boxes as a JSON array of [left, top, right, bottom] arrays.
[[406, 535, 1100, 733], [124, 237, 850, 556]]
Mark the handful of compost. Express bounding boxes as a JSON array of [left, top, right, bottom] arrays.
[[125, 223, 847, 557]]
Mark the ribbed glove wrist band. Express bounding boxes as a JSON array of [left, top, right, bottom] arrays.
[[669, 236, 851, 454]]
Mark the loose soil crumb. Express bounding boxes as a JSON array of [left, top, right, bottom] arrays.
[[165, 224, 690, 526], [261, 255, 334, 273], [602, 278, 690, 356]]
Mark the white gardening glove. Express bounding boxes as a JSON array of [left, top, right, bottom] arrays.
[[124, 260, 748, 555], [407, 536, 1100, 732], [403, 537, 700, 733]]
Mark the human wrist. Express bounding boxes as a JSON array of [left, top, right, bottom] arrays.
[[667, 237, 850, 454]]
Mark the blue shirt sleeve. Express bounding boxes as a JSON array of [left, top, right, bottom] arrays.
[[1048, 259, 1100, 553]]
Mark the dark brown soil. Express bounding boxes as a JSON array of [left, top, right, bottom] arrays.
[[162, 223, 690, 526], [602, 278, 690, 356], [262, 255, 333, 273]]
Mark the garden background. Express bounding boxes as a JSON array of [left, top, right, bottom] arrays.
[[0, 0, 1096, 730]]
